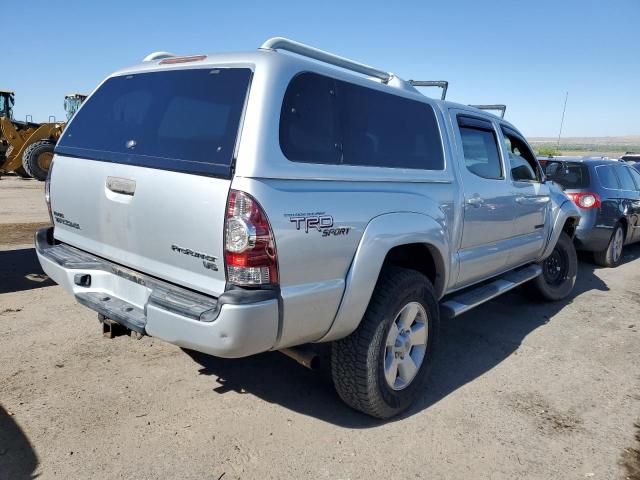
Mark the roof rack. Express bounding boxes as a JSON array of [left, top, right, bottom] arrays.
[[469, 104, 507, 118], [260, 37, 393, 84], [143, 51, 176, 62], [409, 80, 448, 100]]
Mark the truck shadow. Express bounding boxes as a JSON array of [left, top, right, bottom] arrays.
[[0, 405, 39, 479], [0, 248, 54, 295], [184, 249, 627, 428]]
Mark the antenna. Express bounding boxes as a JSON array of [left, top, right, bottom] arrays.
[[556, 92, 568, 146]]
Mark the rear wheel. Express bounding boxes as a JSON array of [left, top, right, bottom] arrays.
[[331, 268, 439, 419], [22, 140, 55, 181], [593, 223, 625, 268], [527, 231, 577, 301]]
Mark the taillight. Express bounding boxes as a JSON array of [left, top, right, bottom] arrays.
[[45, 160, 54, 224], [567, 192, 601, 209], [224, 190, 278, 286]]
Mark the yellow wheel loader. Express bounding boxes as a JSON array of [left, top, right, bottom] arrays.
[[0, 90, 32, 178], [0, 92, 87, 181]]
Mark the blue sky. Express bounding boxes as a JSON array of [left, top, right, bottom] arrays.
[[5, 0, 639, 137]]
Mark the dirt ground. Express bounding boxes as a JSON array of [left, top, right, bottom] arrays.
[[0, 176, 639, 480]]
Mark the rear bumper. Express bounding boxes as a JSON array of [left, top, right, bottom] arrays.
[[35, 227, 279, 358], [574, 226, 613, 252]]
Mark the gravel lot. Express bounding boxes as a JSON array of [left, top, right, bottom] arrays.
[[0, 176, 639, 480]]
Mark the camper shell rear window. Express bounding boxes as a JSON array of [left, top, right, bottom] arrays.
[[56, 68, 252, 177]]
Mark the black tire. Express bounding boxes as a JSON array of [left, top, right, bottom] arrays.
[[527, 231, 577, 301], [3, 145, 30, 178], [331, 267, 439, 419], [14, 166, 31, 179], [593, 223, 625, 268], [22, 140, 55, 181]]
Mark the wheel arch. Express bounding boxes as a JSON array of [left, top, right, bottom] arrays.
[[540, 199, 581, 260], [318, 212, 449, 343], [382, 243, 446, 298], [562, 215, 579, 239], [617, 216, 629, 241]]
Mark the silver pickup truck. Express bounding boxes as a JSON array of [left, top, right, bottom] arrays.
[[36, 37, 581, 418]]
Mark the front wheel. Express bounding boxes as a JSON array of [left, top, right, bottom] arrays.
[[527, 231, 577, 301], [331, 268, 439, 419], [22, 140, 55, 181]]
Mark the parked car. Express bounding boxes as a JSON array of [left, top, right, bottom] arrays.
[[543, 157, 640, 267], [620, 152, 640, 172], [35, 37, 581, 418]]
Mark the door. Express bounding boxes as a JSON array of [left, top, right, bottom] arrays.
[[453, 113, 518, 287], [616, 165, 640, 242], [500, 126, 551, 266]]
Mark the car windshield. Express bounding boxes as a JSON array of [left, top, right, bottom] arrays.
[[543, 161, 590, 189]]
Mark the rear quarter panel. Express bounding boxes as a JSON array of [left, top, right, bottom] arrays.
[[231, 176, 455, 348], [231, 67, 460, 347]]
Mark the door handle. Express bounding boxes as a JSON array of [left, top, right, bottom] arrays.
[[516, 195, 550, 205], [106, 177, 136, 196], [466, 197, 484, 207]]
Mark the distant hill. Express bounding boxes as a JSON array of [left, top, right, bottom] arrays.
[[527, 136, 640, 157]]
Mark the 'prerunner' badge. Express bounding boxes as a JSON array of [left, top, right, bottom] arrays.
[[53, 211, 81, 230], [171, 244, 218, 271]]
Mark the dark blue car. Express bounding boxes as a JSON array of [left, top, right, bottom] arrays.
[[541, 157, 640, 267]]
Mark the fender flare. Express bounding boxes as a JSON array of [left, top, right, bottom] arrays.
[[318, 212, 449, 342], [540, 199, 581, 260]]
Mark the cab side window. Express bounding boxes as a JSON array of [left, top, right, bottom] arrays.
[[501, 128, 541, 182], [458, 116, 503, 180]]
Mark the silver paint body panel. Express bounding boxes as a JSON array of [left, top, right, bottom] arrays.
[[41, 46, 580, 357]]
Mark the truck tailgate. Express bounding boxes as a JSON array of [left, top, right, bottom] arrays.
[[50, 155, 229, 297]]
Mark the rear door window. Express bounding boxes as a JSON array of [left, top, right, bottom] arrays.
[[280, 72, 444, 170], [543, 161, 590, 189], [629, 167, 640, 190], [615, 165, 638, 191], [457, 119, 503, 180], [56, 68, 252, 177], [596, 165, 621, 190]]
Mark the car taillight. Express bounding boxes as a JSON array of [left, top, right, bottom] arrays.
[[224, 189, 278, 287], [45, 160, 54, 224], [567, 192, 601, 209]]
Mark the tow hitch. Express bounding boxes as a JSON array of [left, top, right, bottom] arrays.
[[99, 314, 144, 340]]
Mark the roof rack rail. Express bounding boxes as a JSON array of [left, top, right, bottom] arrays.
[[409, 80, 448, 100], [469, 104, 507, 118], [143, 51, 176, 62], [260, 37, 393, 84]]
